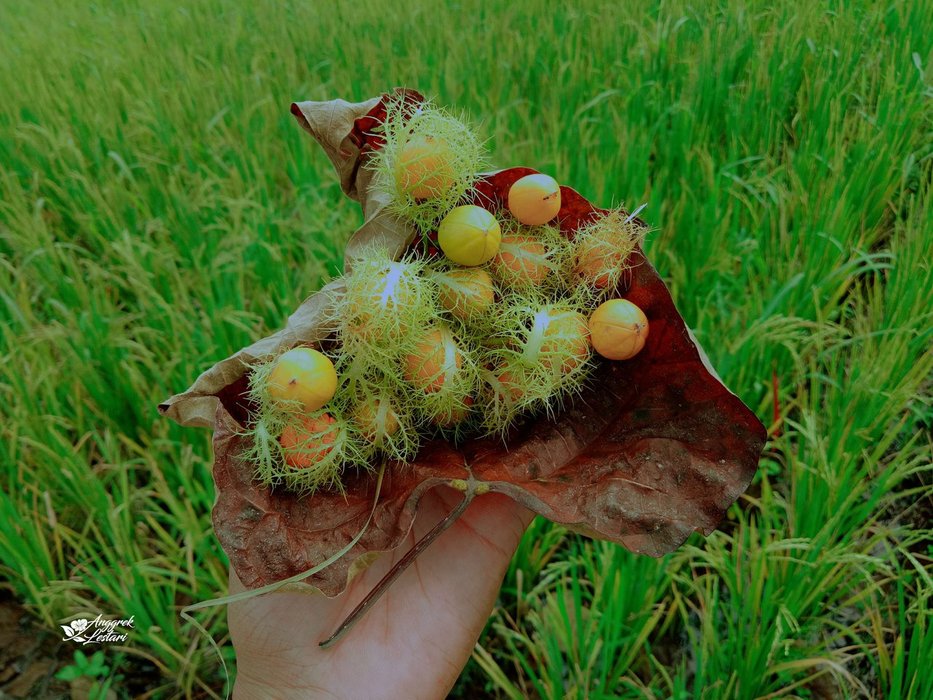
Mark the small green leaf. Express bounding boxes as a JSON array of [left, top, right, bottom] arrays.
[[55, 665, 81, 681]]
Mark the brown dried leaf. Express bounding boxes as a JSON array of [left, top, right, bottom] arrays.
[[162, 91, 766, 596]]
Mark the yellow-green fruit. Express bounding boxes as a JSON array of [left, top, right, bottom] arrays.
[[267, 347, 338, 411], [588, 299, 649, 360], [395, 135, 456, 200], [507, 174, 562, 225], [404, 326, 463, 393], [436, 268, 495, 320], [438, 205, 501, 266], [353, 399, 400, 442]]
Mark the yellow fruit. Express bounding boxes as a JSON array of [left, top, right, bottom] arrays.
[[537, 309, 591, 371], [507, 174, 561, 225], [436, 268, 495, 320], [279, 414, 337, 468], [395, 134, 456, 200], [493, 234, 551, 287], [353, 399, 400, 442], [438, 205, 501, 266], [404, 327, 463, 393], [588, 299, 649, 360], [267, 347, 338, 411]]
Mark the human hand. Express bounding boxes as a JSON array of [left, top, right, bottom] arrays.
[[227, 486, 534, 699]]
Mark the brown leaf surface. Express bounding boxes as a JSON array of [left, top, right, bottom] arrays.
[[162, 91, 766, 595]]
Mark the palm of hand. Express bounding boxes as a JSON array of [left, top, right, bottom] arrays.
[[228, 488, 534, 699]]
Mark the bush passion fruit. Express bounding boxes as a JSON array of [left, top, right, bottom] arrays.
[[588, 299, 649, 360]]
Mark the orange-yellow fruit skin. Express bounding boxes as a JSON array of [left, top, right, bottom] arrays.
[[395, 135, 456, 200], [540, 310, 591, 371], [588, 299, 649, 360], [436, 269, 495, 320], [507, 174, 562, 225], [353, 400, 400, 442], [404, 327, 462, 393], [493, 235, 550, 286], [279, 414, 337, 468], [267, 347, 338, 411], [438, 205, 501, 266]]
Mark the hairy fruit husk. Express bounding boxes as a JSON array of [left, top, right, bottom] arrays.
[[434, 268, 495, 321], [404, 326, 463, 393], [280, 413, 338, 468], [394, 134, 457, 200], [370, 97, 486, 232]]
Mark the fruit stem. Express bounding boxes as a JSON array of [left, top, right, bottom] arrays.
[[318, 478, 477, 648], [420, 230, 434, 251]]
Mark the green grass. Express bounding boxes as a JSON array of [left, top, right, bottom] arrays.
[[1, 0, 931, 697]]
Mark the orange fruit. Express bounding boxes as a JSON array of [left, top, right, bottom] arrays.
[[493, 235, 551, 287], [507, 174, 561, 225], [573, 232, 634, 289], [404, 327, 462, 393], [279, 414, 337, 468], [395, 134, 456, 200]]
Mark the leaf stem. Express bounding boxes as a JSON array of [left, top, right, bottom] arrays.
[[318, 480, 476, 648]]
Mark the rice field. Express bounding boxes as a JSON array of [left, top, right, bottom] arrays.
[[0, 0, 930, 697]]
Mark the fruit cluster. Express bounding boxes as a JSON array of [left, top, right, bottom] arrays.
[[245, 97, 650, 494]]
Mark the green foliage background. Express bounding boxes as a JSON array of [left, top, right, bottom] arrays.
[[1, 0, 930, 697]]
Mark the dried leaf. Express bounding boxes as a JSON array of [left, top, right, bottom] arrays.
[[162, 91, 766, 595]]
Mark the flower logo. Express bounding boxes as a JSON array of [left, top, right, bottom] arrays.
[[59, 614, 133, 645], [61, 618, 91, 643]]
